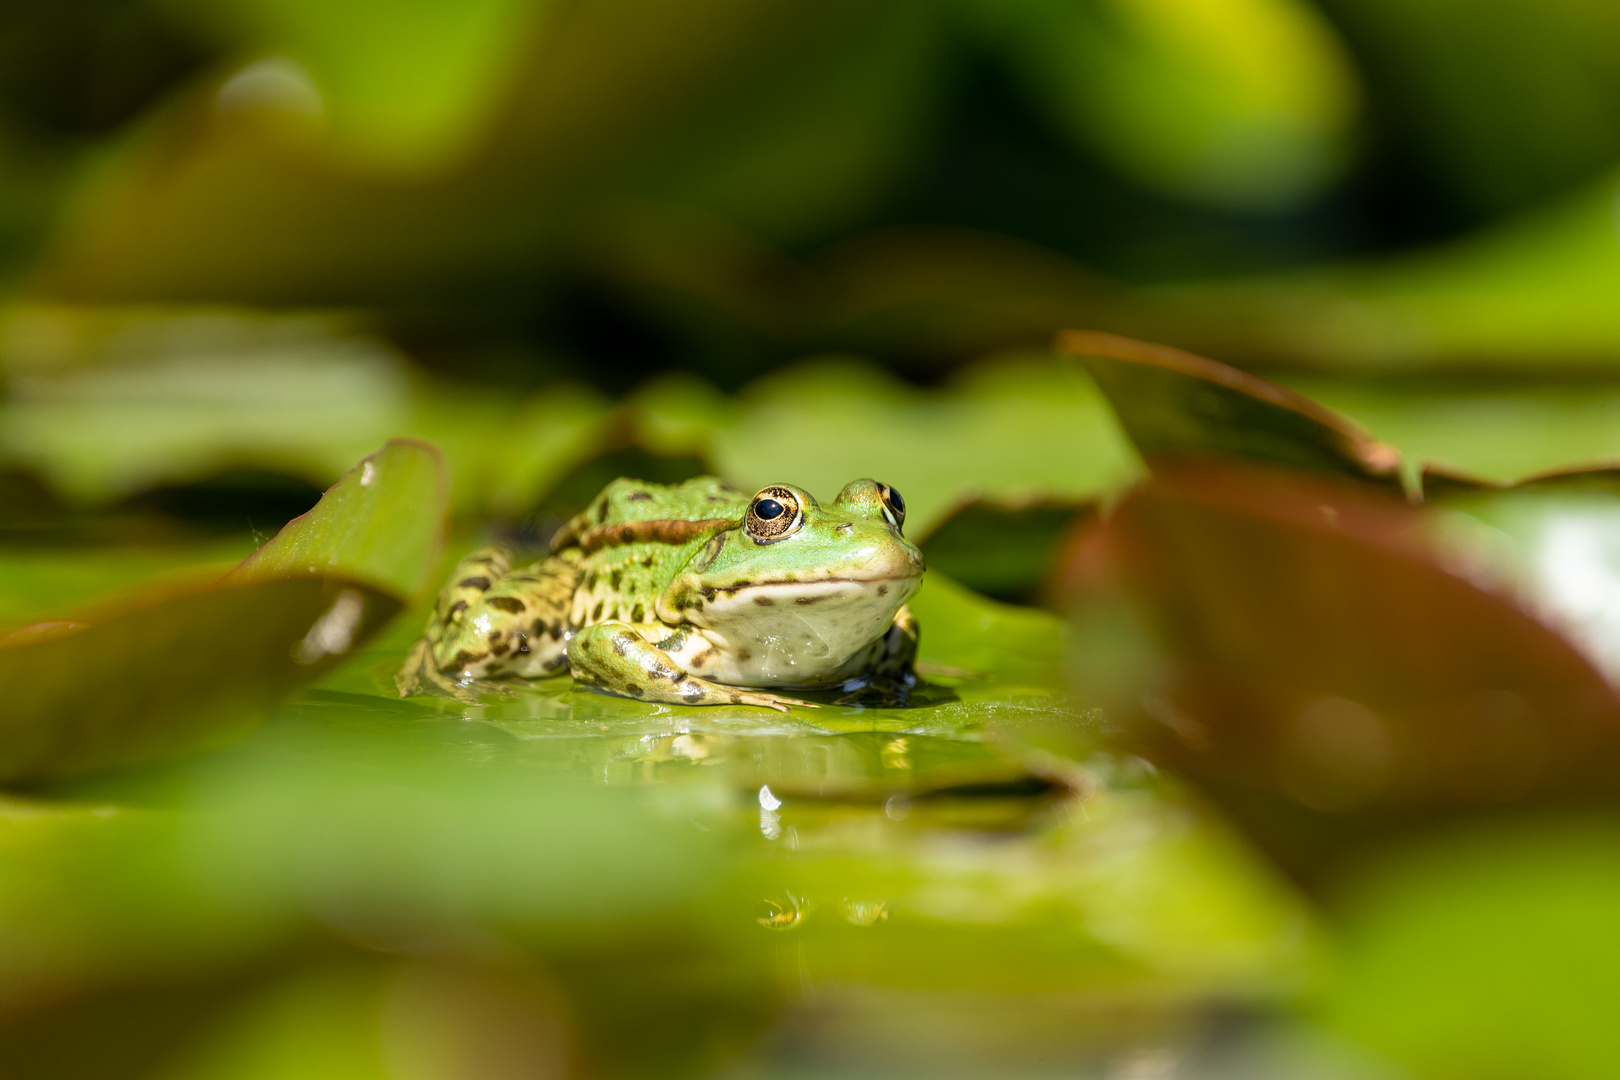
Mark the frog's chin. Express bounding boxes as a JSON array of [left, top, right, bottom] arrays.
[[684, 573, 921, 688]]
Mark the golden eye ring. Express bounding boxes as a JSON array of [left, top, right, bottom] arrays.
[[876, 482, 906, 533], [746, 486, 803, 543]]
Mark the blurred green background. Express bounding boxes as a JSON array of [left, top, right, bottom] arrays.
[[6, 1, 1620, 1077]]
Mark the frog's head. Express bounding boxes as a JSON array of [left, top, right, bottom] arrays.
[[657, 480, 925, 680]]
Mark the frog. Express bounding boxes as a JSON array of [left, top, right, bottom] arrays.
[[396, 476, 924, 711]]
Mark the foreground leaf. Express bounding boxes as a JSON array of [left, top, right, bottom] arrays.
[[0, 577, 399, 782], [234, 439, 447, 601], [1058, 458, 1620, 868]]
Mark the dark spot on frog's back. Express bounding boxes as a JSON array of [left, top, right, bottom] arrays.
[[587, 571, 599, 590], [631, 603, 644, 622], [593, 600, 605, 621], [449, 649, 482, 671], [610, 569, 622, 589], [458, 576, 491, 591], [628, 491, 651, 501], [597, 501, 610, 523], [487, 596, 526, 614]]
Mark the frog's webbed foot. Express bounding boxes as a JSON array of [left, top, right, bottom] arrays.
[[568, 622, 817, 712], [833, 673, 917, 708], [397, 639, 516, 705]]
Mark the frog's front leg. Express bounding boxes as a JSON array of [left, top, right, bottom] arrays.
[[835, 604, 920, 705], [872, 603, 919, 683], [567, 622, 817, 713]]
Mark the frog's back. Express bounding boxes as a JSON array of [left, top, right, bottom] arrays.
[[551, 476, 746, 553]]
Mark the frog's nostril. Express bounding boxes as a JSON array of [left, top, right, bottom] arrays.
[[836, 523, 854, 536]]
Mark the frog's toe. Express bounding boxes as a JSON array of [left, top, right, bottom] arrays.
[[734, 691, 817, 713]]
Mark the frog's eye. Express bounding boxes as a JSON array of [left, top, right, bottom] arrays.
[[747, 486, 803, 543], [876, 483, 906, 533]]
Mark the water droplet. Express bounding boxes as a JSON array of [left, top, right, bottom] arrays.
[[755, 894, 802, 930], [839, 898, 888, 927]]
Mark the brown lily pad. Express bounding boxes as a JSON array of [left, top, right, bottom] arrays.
[[1058, 457, 1620, 868], [1059, 330, 1405, 492]]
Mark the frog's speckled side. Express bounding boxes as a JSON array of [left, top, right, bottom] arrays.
[[397, 476, 923, 710]]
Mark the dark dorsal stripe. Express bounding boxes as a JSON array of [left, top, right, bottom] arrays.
[[568, 517, 736, 554]]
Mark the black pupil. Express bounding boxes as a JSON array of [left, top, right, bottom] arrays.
[[755, 498, 785, 520], [887, 487, 905, 515]]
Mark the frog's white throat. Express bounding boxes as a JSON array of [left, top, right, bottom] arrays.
[[678, 575, 919, 689]]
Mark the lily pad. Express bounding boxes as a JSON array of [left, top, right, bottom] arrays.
[[0, 440, 448, 782], [1060, 330, 1405, 491], [1057, 457, 1620, 869], [233, 439, 448, 601], [0, 576, 399, 783]]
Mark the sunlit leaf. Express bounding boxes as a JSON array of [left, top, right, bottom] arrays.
[[1281, 375, 1620, 489], [0, 306, 413, 503], [957, 0, 1362, 212], [234, 439, 447, 601], [695, 352, 1139, 535]]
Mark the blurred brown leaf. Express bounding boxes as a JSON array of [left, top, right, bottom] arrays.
[[1059, 458, 1620, 869]]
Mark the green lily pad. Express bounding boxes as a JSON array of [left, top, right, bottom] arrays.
[[0, 440, 451, 782], [0, 576, 400, 784], [685, 351, 1140, 535], [233, 439, 448, 601]]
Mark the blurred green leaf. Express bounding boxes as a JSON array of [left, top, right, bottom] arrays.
[[686, 352, 1140, 535], [233, 438, 447, 600], [0, 576, 399, 782], [1324, 817, 1620, 1080], [1283, 376, 1620, 487], [959, 0, 1362, 212], [1129, 174, 1620, 371], [176, 0, 539, 173], [1317, 0, 1620, 219], [0, 306, 413, 502]]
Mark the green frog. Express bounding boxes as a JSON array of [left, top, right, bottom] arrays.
[[397, 477, 923, 711]]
